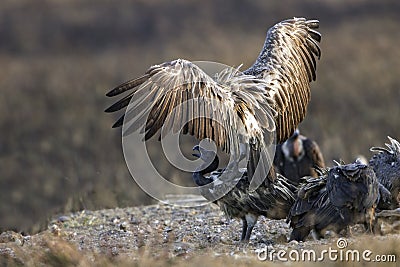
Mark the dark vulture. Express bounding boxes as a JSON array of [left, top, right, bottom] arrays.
[[192, 145, 296, 241], [370, 136, 400, 211], [287, 161, 379, 241], [105, 18, 321, 241], [274, 129, 325, 185]]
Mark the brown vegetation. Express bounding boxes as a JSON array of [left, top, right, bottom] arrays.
[[1, 203, 399, 266], [1, 0, 400, 234]]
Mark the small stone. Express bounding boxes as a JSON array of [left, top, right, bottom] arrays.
[[0, 232, 24, 247], [111, 247, 119, 256], [57, 215, 70, 223], [23, 236, 31, 243], [220, 236, 230, 244], [119, 222, 128, 231], [130, 216, 140, 225], [111, 217, 120, 224], [14, 238, 23, 246], [49, 224, 61, 236]]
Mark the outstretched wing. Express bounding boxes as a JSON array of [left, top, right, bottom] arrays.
[[244, 18, 321, 144], [105, 59, 273, 155]]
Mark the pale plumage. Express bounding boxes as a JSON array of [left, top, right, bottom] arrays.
[[105, 17, 321, 182]]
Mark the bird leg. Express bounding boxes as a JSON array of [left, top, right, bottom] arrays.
[[241, 214, 258, 242], [240, 217, 248, 241], [367, 206, 376, 233], [310, 229, 322, 241], [345, 225, 353, 237]]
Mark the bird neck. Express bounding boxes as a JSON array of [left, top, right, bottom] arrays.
[[192, 156, 219, 186]]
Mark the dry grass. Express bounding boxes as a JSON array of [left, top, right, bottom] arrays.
[[1, 204, 399, 266], [0, 0, 400, 234], [1, 232, 399, 266]]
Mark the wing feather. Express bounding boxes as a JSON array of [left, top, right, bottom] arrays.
[[106, 17, 321, 181], [106, 59, 267, 154], [244, 18, 321, 144]]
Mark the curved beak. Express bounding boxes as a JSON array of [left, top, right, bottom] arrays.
[[192, 145, 201, 158]]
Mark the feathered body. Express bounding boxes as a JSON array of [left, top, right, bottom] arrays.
[[274, 129, 325, 185], [105, 18, 321, 242], [192, 146, 296, 241], [287, 161, 379, 241], [106, 17, 321, 183], [370, 136, 400, 210]]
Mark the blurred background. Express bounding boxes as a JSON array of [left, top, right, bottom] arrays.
[[1, 0, 399, 233]]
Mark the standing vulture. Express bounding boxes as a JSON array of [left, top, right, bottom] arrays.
[[192, 145, 296, 242], [287, 161, 379, 241], [370, 136, 400, 211], [105, 17, 321, 184], [274, 129, 325, 185], [105, 17, 321, 241]]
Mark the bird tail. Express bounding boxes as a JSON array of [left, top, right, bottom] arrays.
[[266, 173, 297, 219]]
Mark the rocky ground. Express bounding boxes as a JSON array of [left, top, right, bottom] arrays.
[[1, 196, 399, 266]]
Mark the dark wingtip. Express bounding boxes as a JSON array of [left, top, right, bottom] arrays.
[[112, 122, 121, 128], [104, 94, 132, 113], [104, 105, 120, 113], [110, 115, 124, 128], [106, 90, 116, 97], [104, 106, 114, 113], [107, 74, 151, 97], [106, 85, 126, 97]]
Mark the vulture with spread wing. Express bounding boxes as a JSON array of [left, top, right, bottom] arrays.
[[106, 17, 321, 180], [106, 17, 321, 241]]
